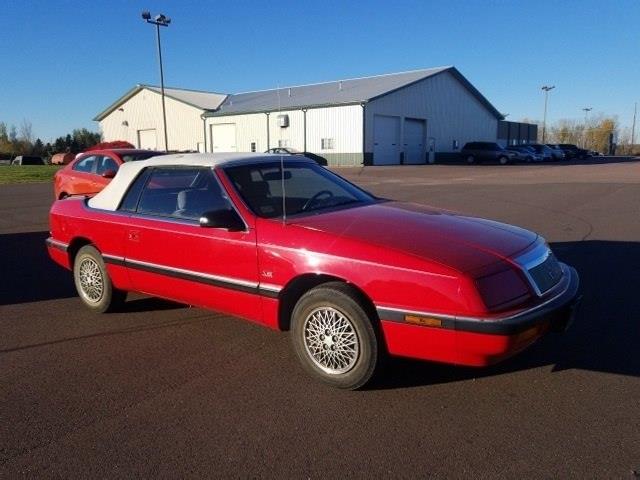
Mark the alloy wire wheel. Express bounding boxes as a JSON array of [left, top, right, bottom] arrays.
[[291, 282, 379, 389], [78, 257, 104, 303], [73, 245, 126, 313], [303, 307, 359, 374]]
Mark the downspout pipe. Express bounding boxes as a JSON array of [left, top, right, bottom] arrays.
[[266, 112, 271, 150], [302, 109, 307, 153], [200, 114, 207, 153]]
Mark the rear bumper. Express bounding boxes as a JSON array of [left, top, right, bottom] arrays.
[[378, 264, 580, 366], [46, 237, 71, 269]]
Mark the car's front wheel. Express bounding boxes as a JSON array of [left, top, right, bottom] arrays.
[[291, 283, 379, 389], [466, 155, 476, 164], [73, 245, 126, 313], [498, 155, 509, 165]]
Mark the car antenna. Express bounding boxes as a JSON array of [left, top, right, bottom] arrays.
[[277, 85, 286, 224]]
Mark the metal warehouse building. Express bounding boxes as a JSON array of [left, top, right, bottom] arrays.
[[94, 85, 227, 152], [96, 66, 526, 166]]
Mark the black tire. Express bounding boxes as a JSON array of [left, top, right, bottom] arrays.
[[466, 155, 476, 164], [290, 282, 379, 390], [73, 245, 126, 313], [498, 155, 509, 165]]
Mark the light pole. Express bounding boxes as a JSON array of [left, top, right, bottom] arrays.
[[582, 107, 592, 148], [631, 102, 637, 150], [142, 11, 171, 152], [541, 85, 555, 143]]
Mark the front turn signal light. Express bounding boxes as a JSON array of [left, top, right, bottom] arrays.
[[405, 315, 443, 328]]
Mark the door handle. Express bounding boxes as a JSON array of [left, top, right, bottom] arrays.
[[127, 230, 140, 242]]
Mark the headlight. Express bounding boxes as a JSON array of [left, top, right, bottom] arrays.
[[475, 268, 531, 310]]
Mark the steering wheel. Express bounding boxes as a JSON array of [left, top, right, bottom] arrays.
[[302, 190, 334, 211]]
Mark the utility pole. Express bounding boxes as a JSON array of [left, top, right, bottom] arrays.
[[142, 11, 171, 152], [541, 85, 555, 143], [582, 107, 592, 148], [632, 102, 637, 150]]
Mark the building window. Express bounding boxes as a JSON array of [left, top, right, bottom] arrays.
[[321, 138, 335, 150], [278, 139, 290, 148], [250, 142, 257, 152]]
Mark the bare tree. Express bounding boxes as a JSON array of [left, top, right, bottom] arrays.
[[19, 119, 34, 144]]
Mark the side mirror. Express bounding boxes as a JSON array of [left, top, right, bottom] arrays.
[[101, 169, 117, 179], [199, 209, 245, 231]]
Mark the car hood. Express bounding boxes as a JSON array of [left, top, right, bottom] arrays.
[[291, 201, 538, 273]]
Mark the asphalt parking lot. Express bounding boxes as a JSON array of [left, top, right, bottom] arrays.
[[1, 159, 639, 478]]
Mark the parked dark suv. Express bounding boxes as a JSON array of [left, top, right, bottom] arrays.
[[556, 144, 591, 160], [460, 142, 516, 165], [11, 155, 45, 165]]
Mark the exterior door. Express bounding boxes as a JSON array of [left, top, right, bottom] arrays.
[[403, 118, 426, 164], [121, 166, 261, 321], [211, 123, 237, 152], [373, 115, 401, 165], [138, 129, 157, 150]]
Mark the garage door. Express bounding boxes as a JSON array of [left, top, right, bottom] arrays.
[[138, 129, 157, 150], [373, 115, 400, 165], [211, 124, 237, 152], [403, 118, 426, 165]]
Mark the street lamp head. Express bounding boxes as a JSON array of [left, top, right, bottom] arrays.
[[141, 11, 151, 20], [153, 14, 170, 24], [541, 85, 556, 92]]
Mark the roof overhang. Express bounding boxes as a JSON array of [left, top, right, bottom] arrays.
[[93, 85, 227, 121], [204, 101, 365, 118], [93, 85, 145, 121]]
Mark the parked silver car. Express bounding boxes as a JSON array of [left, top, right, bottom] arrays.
[[505, 145, 544, 162]]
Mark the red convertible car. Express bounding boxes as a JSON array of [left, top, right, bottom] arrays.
[[46, 153, 580, 389]]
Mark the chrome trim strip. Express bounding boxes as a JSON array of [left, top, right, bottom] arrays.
[[516, 242, 551, 270], [102, 254, 126, 266], [258, 283, 283, 293], [515, 242, 558, 297], [46, 238, 69, 251], [124, 257, 258, 289]]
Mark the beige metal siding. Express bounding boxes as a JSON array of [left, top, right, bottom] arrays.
[[207, 113, 266, 153], [306, 105, 363, 160], [206, 105, 363, 165], [365, 71, 498, 155], [99, 88, 205, 151]]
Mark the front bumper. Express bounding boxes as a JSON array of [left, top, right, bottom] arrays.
[[378, 264, 580, 366]]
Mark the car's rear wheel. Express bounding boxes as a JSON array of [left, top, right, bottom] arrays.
[[291, 283, 379, 389], [498, 155, 509, 165], [73, 245, 125, 313], [466, 155, 476, 164]]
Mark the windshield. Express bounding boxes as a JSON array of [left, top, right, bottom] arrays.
[[224, 161, 376, 219]]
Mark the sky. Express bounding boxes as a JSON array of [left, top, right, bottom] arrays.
[[1, 0, 638, 142]]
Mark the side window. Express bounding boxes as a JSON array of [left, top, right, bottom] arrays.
[[95, 156, 119, 176], [136, 167, 232, 220], [73, 156, 97, 173], [119, 169, 151, 212]]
